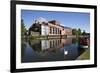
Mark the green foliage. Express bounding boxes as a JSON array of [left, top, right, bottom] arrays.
[[72, 28, 82, 36], [72, 29, 77, 35], [77, 28, 81, 35], [21, 19, 27, 37], [82, 30, 86, 35]]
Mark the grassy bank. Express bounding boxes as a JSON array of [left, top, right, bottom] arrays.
[[77, 49, 90, 60]]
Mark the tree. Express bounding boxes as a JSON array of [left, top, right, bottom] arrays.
[[77, 28, 81, 35], [82, 30, 86, 35], [21, 19, 27, 37], [72, 29, 77, 35]]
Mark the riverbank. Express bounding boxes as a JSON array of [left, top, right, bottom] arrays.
[[23, 35, 68, 39], [77, 49, 90, 60], [22, 35, 89, 40]]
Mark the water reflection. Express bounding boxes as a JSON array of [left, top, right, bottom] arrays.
[[21, 37, 90, 63]]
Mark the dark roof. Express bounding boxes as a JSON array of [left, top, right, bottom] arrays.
[[48, 20, 60, 25], [63, 26, 72, 29]]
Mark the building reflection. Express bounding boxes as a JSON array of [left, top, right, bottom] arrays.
[[28, 38, 87, 55], [28, 38, 72, 53], [21, 37, 90, 63]]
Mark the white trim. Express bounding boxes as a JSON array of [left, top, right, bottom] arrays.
[[16, 4, 95, 69]]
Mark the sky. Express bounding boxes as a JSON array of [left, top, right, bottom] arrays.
[[21, 10, 90, 33]]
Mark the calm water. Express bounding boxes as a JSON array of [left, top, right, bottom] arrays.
[[21, 37, 90, 63]]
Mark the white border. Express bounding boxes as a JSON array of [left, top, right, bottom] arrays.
[[16, 4, 94, 69]]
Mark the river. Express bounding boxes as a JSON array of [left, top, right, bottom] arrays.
[[21, 37, 90, 63]]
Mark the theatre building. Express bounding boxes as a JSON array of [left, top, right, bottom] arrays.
[[29, 17, 72, 36]]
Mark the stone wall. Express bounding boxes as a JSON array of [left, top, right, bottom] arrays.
[[30, 31, 40, 36]]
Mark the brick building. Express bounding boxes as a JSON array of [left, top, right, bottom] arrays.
[[29, 17, 72, 36]]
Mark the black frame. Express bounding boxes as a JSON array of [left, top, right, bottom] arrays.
[[10, 0, 97, 72]]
